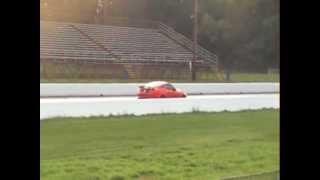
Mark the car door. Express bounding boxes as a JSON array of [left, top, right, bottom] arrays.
[[163, 84, 177, 97]]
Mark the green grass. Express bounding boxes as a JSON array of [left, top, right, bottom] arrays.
[[40, 73, 279, 83], [230, 73, 279, 82], [41, 109, 279, 180]]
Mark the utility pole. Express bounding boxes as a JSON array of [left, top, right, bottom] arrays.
[[191, 0, 198, 81]]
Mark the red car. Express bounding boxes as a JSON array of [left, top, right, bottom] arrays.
[[137, 81, 187, 99]]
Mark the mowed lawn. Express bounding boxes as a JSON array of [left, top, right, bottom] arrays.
[[41, 109, 279, 180], [230, 73, 279, 82]]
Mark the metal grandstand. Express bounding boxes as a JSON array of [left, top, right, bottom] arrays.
[[40, 17, 219, 79]]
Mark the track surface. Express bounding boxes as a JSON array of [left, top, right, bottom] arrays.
[[40, 94, 279, 120]]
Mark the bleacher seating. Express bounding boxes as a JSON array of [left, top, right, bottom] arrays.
[[41, 21, 116, 61], [40, 20, 214, 64]]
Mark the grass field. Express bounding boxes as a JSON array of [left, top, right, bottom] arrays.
[[229, 73, 279, 82], [40, 73, 279, 83], [41, 109, 279, 180]]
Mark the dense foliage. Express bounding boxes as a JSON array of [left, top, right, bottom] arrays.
[[41, 0, 279, 72]]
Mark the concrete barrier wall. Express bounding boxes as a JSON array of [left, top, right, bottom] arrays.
[[174, 83, 279, 94], [40, 83, 279, 97]]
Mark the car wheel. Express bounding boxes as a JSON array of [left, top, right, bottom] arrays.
[[182, 94, 186, 97], [160, 95, 165, 98]]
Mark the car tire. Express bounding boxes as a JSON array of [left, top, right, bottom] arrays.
[[182, 94, 186, 98], [160, 95, 165, 98]]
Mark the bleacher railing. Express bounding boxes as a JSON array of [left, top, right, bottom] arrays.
[[158, 22, 218, 66], [40, 49, 195, 64]]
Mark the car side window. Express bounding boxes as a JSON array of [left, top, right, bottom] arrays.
[[162, 84, 175, 90]]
